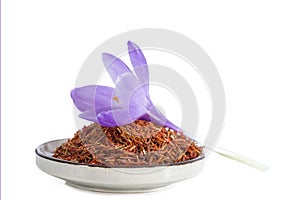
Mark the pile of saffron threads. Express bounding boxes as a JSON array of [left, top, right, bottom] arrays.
[[53, 120, 203, 166]]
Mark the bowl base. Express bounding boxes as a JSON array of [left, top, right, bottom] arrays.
[[66, 181, 170, 193]]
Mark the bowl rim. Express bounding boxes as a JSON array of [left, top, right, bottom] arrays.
[[36, 138, 205, 169]]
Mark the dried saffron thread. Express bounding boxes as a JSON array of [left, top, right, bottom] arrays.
[[53, 120, 203, 166]]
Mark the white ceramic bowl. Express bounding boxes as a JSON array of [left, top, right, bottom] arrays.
[[36, 139, 205, 193]]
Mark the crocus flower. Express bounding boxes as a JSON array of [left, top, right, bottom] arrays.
[[71, 41, 181, 132]]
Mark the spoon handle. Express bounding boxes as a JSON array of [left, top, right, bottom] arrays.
[[212, 146, 269, 171]]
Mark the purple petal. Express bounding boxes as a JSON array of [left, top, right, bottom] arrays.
[[79, 106, 117, 123], [71, 85, 115, 112], [102, 53, 131, 84], [97, 108, 142, 127], [97, 71, 150, 127], [163, 119, 182, 132], [79, 109, 99, 122], [113, 72, 149, 118], [145, 103, 181, 132], [127, 41, 149, 92]]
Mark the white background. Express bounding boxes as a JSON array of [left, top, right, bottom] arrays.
[[2, 0, 300, 199]]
